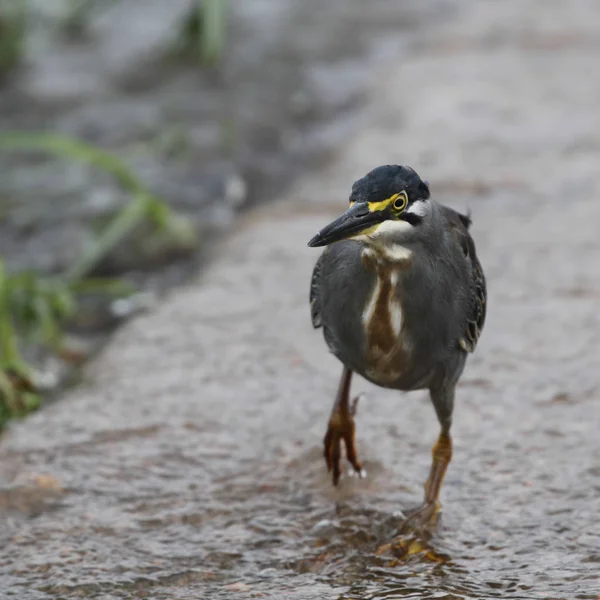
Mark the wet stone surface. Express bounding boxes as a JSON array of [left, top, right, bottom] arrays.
[[1, 1, 600, 599]]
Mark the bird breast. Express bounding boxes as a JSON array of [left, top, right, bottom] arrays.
[[360, 244, 412, 384]]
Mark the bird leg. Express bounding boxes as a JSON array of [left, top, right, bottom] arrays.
[[377, 426, 453, 556], [406, 427, 453, 526], [323, 367, 363, 485], [424, 428, 452, 505]]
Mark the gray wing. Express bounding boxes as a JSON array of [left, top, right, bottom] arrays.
[[444, 207, 487, 353], [309, 251, 325, 328]]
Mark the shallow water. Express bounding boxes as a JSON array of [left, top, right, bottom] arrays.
[[1, 197, 599, 599], [2, 1, 600, 598]]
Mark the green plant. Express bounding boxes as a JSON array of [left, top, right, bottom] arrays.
[[0, 133, 197, 282], [199, 0, 227, 65], [176, 0, 228, 65], [0, 0, 26, 79], [0, 259, 73, 426], [0, 132, 198, 427]]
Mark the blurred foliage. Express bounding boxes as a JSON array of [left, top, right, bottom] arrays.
[[61, 0, 120, 38], [0, 0, 230, 77], [0, 260, 70, 426], [0, 0, 225, 426], [0, 0, 26, 79], [0, 133, 197, 281], [60, 0, 229, 59], [198, 0, 228, 65], [0, 132, 198, 428], [175, 0, 228, 65]]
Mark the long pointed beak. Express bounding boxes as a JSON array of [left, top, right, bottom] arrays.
[[307, 203, 386, 248]]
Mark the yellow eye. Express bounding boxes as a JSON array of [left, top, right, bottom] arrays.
[[393, 191, 408, 211]]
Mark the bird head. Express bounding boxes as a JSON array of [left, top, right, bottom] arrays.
[[307, 165, 431, 248]]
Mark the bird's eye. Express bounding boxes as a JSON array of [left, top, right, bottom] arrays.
[[393, 191, 408, 211]]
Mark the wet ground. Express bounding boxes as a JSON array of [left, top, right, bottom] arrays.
[[1, 0, 600, 598]]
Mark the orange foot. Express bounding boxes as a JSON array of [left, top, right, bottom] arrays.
[[376, 502, 441, 556], [323, 395, 363, 485], [376, 531, 446, 563]]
